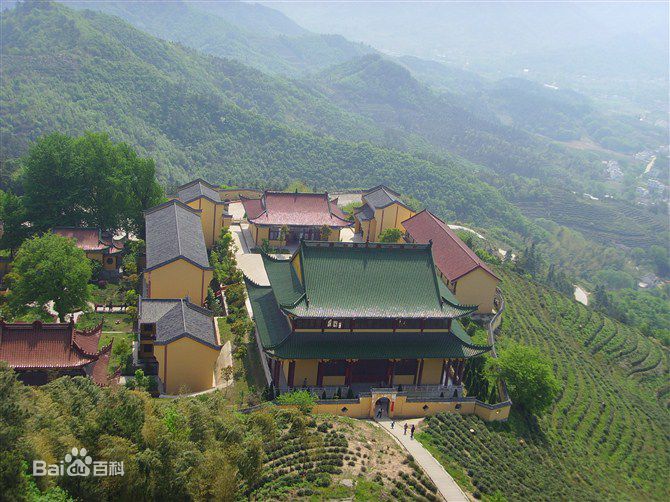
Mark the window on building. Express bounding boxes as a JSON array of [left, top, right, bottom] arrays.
[[269, 227, 281, 240], [140, 323, 156, 337], [325, 319, 351, 330], [321, 360, 347, 376], [395, 359, 419, 375], [106, 257, 114, 265]]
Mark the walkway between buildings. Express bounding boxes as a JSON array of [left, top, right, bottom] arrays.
[[230, 223, 269, 286], [375, 418, 469, 502]]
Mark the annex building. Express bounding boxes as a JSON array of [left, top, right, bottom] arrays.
[[354, 185, 415, 242], [139, 182, 225, 396], [0, 320, 117, 386], [175, 179, 232, 249], [53, 227, 124, 272], [241, 191, 352, 247], [137, 298, 223, 395], [143, 199, 213, 307], [403, 210, 501, 313], [246, 240, 494, 418]]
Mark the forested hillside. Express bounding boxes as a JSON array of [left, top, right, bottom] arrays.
[[311, 54, 592, 182], [64, 0, 375, 76], [37, 1, 667, 259], [421, 269, 669, 500], [0, 1, 529, 234], [60, 1, 665, 161]]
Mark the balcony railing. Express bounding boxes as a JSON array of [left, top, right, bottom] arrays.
[[283, 386, 349, 399], [281, 384, 460, 400]]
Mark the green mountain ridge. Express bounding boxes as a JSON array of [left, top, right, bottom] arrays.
[[0, 1, 529, 235], [62, 0, 375, 76]]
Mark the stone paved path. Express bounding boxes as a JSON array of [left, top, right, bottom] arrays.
[[230, 223, 269, 286], [376, 418, 469, 501]]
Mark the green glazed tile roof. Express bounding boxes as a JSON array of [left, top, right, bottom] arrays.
[[261, 254, 305, 307], [245, 279, 292, 349], [246, 279, 490, 360], [268, 330, 490, 360], [263, 241, 476, 318]]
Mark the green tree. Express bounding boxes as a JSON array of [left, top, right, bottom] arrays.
[[275, 390, 316, 414], [485, 342, 560, 415], [649, 245, 670, 277], [7, 233, 92, 321], [0, 191, 31, 254], [0, 363, 28, 500], [279, 225, 290, 246], [285, 181, 312, 193], [319, 224, 332, 241], [21, 132, 79, 232], [378, 227, 403, 243], [22, 132, 162, 234]]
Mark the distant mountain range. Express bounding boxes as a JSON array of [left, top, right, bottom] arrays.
[[1, 1, 666, 266], [1, 1, 530, 236]]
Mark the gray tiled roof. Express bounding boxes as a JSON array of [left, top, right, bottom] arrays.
[[144, 200, 212, 271], [177, 179, 222, 204], [354, 203, 375, 221], [138, 298, 220, 348], [363, 185, 403, 209]]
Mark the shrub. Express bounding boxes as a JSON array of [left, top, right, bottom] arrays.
[[485, 342, 561, 415], [275, 390, 316, 414]]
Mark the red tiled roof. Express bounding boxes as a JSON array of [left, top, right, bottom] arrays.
[[0, 320, 115, 385], [0, 321, 94, 369], [53, 227, 123, 254], [73, 323, 103, 356], [240, 192, 352, 227], [402, 210, 500, 282], [86, 342, 119, 386]]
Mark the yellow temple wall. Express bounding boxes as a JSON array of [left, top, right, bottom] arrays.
[[146, 259, 212, 306], [154, 337, 220, 395], [449, 267, 499, 314]]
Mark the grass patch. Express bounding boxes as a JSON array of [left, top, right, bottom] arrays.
[[77, 312, 133, 333], [353, 478, 384, 500]]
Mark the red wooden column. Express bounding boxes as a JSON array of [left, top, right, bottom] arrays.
[[344, 360, 353, 386], [416, 359, 425, 386], [287, 361, 296, 388], [386, 360, 396, 387], [455, 359, 464, 385], [272, 359, 283, 385], [316, 361, 324, 387]]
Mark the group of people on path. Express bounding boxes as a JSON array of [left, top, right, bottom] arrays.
[[375, 406, 415, 439], [390, 420, 415, 439]]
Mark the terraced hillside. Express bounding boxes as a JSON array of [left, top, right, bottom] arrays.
[[515, 190, 668, 249], [248, 416, 439, 500], [419, 270, 669, 501]]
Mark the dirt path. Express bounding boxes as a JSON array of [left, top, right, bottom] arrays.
[[375, 418, 469, 501]]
